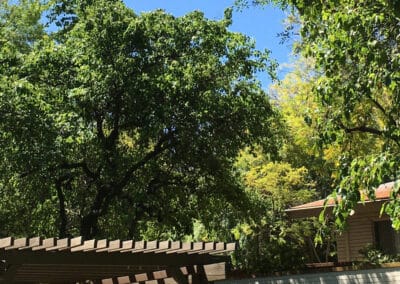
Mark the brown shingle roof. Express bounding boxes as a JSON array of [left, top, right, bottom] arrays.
[[286, 181, 394, 216]]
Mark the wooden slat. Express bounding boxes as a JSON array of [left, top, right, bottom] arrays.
[[70, 236, 83, 247], [97, 239, 121, 252], [216, 242, 225, 250], [0, 237, 13, 248], [155, 241, 181, 254], [45, 238, 69, 251], [134, 240, 146, 250], [97, 239, 108, 248], [145, 241, 171, 253], [164, 278, 178, 284], [204, 262, 227, 281], [117, 276, 132, 284], [166, 242, 192, 254], [186, 242, 205, 254], [134, 273, 148, 282], [71, 239, 96, 252], [18, 237, 42, 250], [150, 240, 172, 253], [210, 242, 236, 255], [152, 269, 168, 279], [146, 240, 158, 250], [109, 240, 133, 252], [32, 238, 56, 251], [196, 242, 217, 254], [5, 237, 27, 250], [121, 240, 146, 253]]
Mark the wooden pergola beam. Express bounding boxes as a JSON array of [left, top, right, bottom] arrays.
[[0, 237, 235, 283]]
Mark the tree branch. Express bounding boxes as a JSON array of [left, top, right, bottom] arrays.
[[365, 93, 397, 127], [55, 175, 71, 238], [117, 130, 176, 189], [59, 161, 98, 180], [106, 87, 122, 151], [95, 111, 106, 144], [339, 121, 384, 136]]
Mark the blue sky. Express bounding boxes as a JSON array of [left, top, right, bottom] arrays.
[[125, 1, 292, 89]]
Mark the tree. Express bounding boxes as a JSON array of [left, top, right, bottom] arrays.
[[270, 58, 337, 198], [284, 0, 400, 228], [232, 149, 318, 272], [238, 0, 400, 229], [0, 0, 279, 239]]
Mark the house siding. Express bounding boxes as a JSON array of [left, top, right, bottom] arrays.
[[336, 201, 387, 262]]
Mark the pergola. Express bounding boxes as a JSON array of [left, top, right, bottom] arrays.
[[0, 237, 235, 283]]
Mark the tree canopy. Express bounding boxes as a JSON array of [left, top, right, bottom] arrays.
[[286, 0, 400, 227], [5, 0, 400, 272], [238, 0, 400, 228], [0, 0, 279, 239]]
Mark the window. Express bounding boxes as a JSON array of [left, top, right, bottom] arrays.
[[374, 220, 400, 254]]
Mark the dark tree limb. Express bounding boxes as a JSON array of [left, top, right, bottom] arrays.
[[59, 161, 98, 180], [365, 93, 397, 127], [55, 175, 71, 238], [339, 122, 384, 136], [117, 130, 176, 189], [106, 87, 122, 151], [79, 130, 176, 239], [95, 111, 106, 144]]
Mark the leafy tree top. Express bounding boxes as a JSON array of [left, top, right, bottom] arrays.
[[0, 0, 280, 239]]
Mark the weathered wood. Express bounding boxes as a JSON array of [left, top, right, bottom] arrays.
[[102, 278, 114, 284], [116, 276, 132, 284], [97, 239, 121, 252], [145, 241, 171, 253], [204, 262, 227, 282], [45, 238, 69, 251], [71, 239, 96, 252], [32, 238, 56, 251], [155, 241, 182, 254], [167, 242, 192, 254], [0, 237, 13, 249], [4, 238, 27, 251], [85, 239, 108, 252], [134, 273, 148, 282], [0, 237, 234, 283], [18, 237, 42, 250], [111, 240, 133, 252]]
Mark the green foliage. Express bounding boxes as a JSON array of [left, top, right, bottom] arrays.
[[247, 0, 400, 229], [271, 58, 337, 198], [0, 0, 279, 239], [231, 149, 319, 272], [289, 0, 400, 228], [359, 244, 400, 265], [234, 0, 289, 10]]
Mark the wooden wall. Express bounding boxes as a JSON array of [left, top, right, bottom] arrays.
[[336, 201, 387, 262]]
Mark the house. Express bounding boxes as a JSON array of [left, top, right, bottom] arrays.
[[286, 181, 399, 262]]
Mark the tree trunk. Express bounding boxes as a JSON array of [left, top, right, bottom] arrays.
[[80, 213, 100, 239]]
